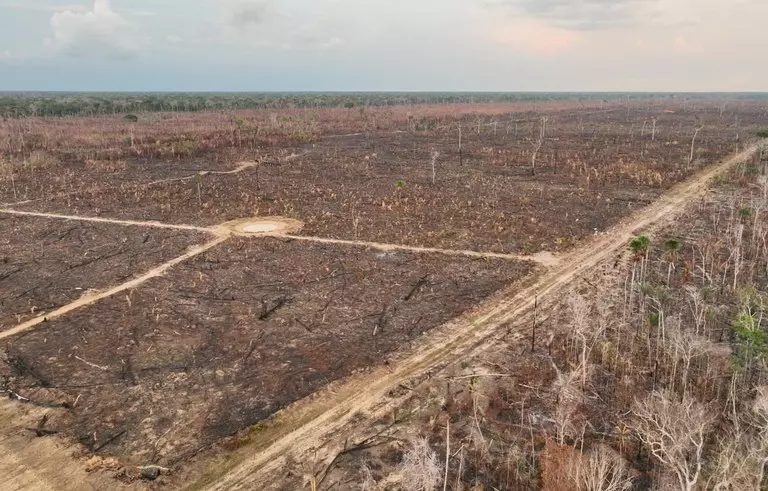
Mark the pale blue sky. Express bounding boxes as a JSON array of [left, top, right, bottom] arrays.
[[0, 0, 766, 91]]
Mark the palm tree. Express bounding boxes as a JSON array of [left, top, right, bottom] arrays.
[[627, 236, 651, 320]]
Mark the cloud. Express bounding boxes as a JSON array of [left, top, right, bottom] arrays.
[[46, 0, 144, 59], [226, 0, 270, 28], [482, 0, 651, 30]]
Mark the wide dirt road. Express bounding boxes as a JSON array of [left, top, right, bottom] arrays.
[[195, 144, 761, 490]]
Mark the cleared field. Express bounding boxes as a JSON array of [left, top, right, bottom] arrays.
[[0, 237, 532, 474], [4, 103, 757, 254], [0, 215, 206, 331], [0, 98, 764, 487]]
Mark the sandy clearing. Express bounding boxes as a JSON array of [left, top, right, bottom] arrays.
[[0, 399, 141, 491]]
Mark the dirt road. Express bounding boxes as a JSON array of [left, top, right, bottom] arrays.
[[193, 144, 759, 490], [0, 399, 139, 491]]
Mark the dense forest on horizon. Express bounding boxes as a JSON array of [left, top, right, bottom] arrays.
[[1, 91, 766, 118]]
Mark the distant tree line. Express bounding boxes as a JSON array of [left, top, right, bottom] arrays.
[[0, 91, 765, 118]]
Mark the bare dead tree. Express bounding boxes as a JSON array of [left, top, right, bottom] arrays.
[[400, 437, 442, 491], [665, 318, 720, 396], [568, 445, 634, 491], [430, 150, 440, 185], [552, 366, 585, 446], [651, 118, 657, 141], [631, 391, 714, 491], [568, 294, 604, 388], [688, 124, 704, 167], [528, 116, 548, 176], [456, 122, 463, 166], [710, 387, 768, 490]]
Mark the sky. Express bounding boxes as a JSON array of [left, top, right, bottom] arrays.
[[0, 0, 766, 92]]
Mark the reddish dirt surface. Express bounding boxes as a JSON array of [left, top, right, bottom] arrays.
[[0, 215, 206, 331], [0, 236, 533, 482]]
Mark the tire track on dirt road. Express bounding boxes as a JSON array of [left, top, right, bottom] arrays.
[[193, 144, 760, 491]]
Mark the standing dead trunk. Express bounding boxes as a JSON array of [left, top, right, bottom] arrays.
[[530, 117, 547, 176], [689, 125, 703, 167], [456, 123, 463, 166]]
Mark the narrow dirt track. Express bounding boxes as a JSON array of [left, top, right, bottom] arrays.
[[195, 145, 759, 491], [0, 209, 213, 234], [145, 160, 260, 187], [0, 236, 229, 341], [280, 234, 554, 265]]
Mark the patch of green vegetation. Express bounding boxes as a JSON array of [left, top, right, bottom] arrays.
[[664, 238, 681, 253], [629, 235, 650, 258], [756, 128, 768, 138], [732, 287, 768, 370], [123, 113, 138, 123]]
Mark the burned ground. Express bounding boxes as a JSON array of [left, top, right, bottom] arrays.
[[4, 103, 759, 254], [0, 99, 764, 488], [0, 215, 205, 331], [0, 236, 533, 474]]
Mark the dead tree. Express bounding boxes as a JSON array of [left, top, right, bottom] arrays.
[[456, 123, 463, 166], [631, 391, 714, 491], [399, 437, 442, 491], [688, 124, 704, 167], [569, 445, 634, 491], [568, 294, 604, 389], [529, 116, 548, 176], [430, 150, 440, 185]]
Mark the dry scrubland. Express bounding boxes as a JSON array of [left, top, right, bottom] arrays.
[[0, 96, 766, 489]]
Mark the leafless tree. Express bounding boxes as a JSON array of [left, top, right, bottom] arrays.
[[456, 123, 462, 166], [568, 295, 604, 388], [631, 391, 714, 491], [710, 387, 768, 490], [568, 445, 634, 491], [528, 116, 548, 176], [688, 124, 704, 167], [664, 318, 720, 396], [400, 437, 442, 491], [552, 367, 585, 445], [430, 151, 440, 185]]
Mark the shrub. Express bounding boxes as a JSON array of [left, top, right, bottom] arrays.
[[124, 114, 138, 123]]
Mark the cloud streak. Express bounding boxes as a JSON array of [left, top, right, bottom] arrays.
[[482, 0, 652, 30], [46, 0, 145, 59]]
